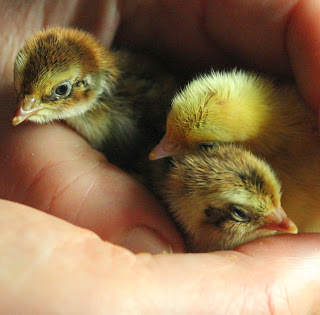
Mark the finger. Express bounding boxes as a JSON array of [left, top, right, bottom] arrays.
[[286, 0, 320, 116], [1, 200, 320, 314], [117, 1, 231, 72], [117, 0, 297, 74], [0, 116, 184, 253], [0, 0, 118, 47], [203, 0, 296, 74]]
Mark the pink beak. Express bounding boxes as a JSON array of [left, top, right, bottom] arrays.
[[12, 97, 42, 126], [261, 207, 298, 234], [149, 133, 182, 160]]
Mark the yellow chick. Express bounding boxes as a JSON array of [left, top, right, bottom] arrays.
[[150, 144, 297, 252], [13, 27, 178, 168], [149, 69, 320, 232], [150, 69, 315, 159]]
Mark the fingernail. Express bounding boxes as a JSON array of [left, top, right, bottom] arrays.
[[119, 226, 173, 254]]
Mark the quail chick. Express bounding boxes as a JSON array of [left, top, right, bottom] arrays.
[[150, 69, 316, 159], [12, 27, 178, 168], [150, 144, 297, 252], [149, 69, 320, 232]]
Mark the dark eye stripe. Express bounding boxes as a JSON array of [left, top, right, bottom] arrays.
[[205, 204, 252, 226], [204, 206, 228, 227]]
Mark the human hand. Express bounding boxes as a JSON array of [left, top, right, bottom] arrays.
[[0, 0, 184, 254], [1, 200, 320, 313], [1, 0, 320, 313], [117, 0, 320, 116]]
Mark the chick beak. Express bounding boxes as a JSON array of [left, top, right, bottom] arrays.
[[260, 207, 298, 234], [12, 97, 42, 126], [149, 133, 182, 160]]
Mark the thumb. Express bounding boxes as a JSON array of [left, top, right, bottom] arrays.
[[287, 0, 320, 119]]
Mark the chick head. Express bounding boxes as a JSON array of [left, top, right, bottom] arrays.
[[162, 145, 297, 252], [149, 70, 273, 160], [12, 27, 119, 126]]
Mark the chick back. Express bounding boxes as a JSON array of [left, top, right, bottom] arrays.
[[103, 50, 178, 168], [72, 50, 179, 169]]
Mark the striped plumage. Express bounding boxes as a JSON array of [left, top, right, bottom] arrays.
[[150, 144, 297, 252], [13, 27, 178, 168]]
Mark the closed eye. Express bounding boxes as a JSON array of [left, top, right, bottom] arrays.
[[228, 205, 251, 222]]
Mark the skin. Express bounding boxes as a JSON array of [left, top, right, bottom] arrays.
[[1, 0, 320, 313]]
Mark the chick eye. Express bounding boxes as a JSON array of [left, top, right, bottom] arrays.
[[228, 205, 250, 222], [52, 81, 72, 99]]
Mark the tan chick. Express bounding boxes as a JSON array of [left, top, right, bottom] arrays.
[[150, 144, 297, 252], [13, 27, 178, 168], [149, 69, 320, 232]]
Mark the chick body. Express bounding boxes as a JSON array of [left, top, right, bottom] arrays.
[[149, 145, 297, 252], [13, 27, 178, 168], [151, 70, 320, 232], [154, 70, 315, 157]]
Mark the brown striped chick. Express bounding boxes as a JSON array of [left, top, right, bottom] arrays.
[[12, 27, 178, 168], [150, 144, 297, 252], [149, 69, 320, 232]]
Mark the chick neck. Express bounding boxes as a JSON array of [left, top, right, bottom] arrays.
[[64, 70, 120, 146]]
